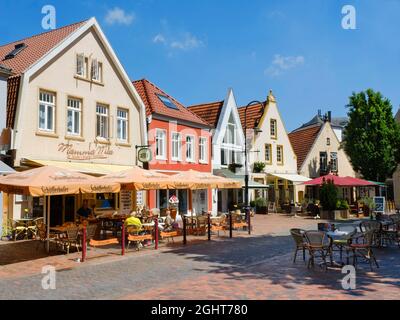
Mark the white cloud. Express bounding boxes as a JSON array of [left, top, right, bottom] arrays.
[[105, 7, 135, 26], [153, 34, 166, 44], [265, 54, 305, 76]]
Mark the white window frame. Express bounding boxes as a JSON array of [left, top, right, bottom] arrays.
[[96, 104, 109, 140], [265, 143, 272, 164], [38, 91, 56, 132], [186, 135, 195, 163], [155, 129, 167, 160], [91, 59, 102, 82], [270, 119, 277, 139], [76, 53, 87, 78], [171, 132, 182, 161], [67, 97, 82, 136], [117, 108, 129, 142], [330, 152, 338, 172], [199, 137, 208, 164]]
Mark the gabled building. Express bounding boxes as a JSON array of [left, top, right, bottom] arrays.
[[189, 89, 248, 214], [237, 91, 307, 206], [133, 79, 212, 215], [289, 114, 355, 202], [0, 18, 148, 223]]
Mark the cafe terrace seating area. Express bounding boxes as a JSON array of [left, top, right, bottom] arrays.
[[290, 213, 400, 271]]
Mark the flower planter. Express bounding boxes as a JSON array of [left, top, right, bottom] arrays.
[[321, 210, 349, 220], [255, 207, 268, 215]]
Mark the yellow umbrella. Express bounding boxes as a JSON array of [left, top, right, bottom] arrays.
[[170, 170, 242, 190], [0, 165, 120, 196], [99, 166, 173, 191]]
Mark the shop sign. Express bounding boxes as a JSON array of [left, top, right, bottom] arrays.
[[58, 142, 114, 160]]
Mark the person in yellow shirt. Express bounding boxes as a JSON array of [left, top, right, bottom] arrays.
[[124, 213, 142, 230]]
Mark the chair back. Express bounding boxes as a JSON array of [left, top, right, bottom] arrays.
[[290, 229, 305, 246], [126, 225, 141, 235], [362, 230, 375, 246], [360, 221, 381, 233], [37, 223, 47, 241], [34, 218, 45, 226], [86, 224, 98, 240], [66, 227, 80, 241], [304, 231, 328, 247]]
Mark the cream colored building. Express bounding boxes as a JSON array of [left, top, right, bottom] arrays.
[[238, 91, 309, 207], [289, 120, 356, 203], [0, 18, 147, 224]]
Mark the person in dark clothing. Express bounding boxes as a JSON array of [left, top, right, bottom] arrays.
[[77, 200, 93, 219]]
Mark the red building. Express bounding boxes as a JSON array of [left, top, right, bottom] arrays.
[[133, 79, 212, 214]]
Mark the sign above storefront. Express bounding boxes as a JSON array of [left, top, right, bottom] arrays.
[[58, 142, 114, 161]]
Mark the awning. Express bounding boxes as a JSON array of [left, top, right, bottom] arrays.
[[214, 169, 269, 189], [22, 159, 134, 176], [269, 173, 311, 184], [0, 161, 15, 175]]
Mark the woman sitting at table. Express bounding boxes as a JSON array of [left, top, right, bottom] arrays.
[[124, 212, 143, 230]]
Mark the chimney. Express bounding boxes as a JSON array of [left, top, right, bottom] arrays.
[[327, 111, 332, 123], [0, 65, 12, 129]]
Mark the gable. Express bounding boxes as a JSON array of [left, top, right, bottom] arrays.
[[289, 126, 321, 171]]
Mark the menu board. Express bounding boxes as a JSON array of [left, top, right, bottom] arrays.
[[373, 197, 385, 213], [137, 191, 144, 206], [120, 191, 132, 213]]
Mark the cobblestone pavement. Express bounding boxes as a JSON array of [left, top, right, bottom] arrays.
[[0, 215, 399, 300]]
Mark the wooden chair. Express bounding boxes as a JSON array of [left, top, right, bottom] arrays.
[[58, 227, 81, 254]]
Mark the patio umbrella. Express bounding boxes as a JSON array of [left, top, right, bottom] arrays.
[[170, 170, 242, 190], [99, 166, 173, 191], [0, 166, 120, 252], [302, 174, 374, 187]]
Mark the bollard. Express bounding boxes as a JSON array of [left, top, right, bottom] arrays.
[[154, 217, 159, 250], [121, 222, 125, 256], [82, 226, 87, 262], [229, 213, 233, 238], [183, 216, 187, 245], [207, 213, 211, 241]]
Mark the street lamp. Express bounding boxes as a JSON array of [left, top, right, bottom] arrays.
[[243, 100, 265, 235]]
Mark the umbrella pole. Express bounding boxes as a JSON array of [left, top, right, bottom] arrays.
[[46, 196, 50, 253]]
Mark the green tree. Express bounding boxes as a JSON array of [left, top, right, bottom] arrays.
[[319, 179, 338, 211], [343, 89, 400, 182]]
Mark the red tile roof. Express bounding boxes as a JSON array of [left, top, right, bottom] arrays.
[[187, 101, 224, 128], [0, 20, 88, 128], [238, 102, 265, 129], [133, 79, 209, 127], [288, 126, 322, 171]]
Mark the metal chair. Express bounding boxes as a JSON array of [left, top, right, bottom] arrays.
[[346, 230, 379, 271], [360, 221, 382, 247], [290, 228, 307, 263]]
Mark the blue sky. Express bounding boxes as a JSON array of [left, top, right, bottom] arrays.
[[1, 0, 400, 131]]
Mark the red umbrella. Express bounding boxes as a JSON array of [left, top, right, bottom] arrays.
[[302, 174, 374, 187]]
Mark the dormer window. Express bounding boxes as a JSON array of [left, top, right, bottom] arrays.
[[5, 43, 27, 60]]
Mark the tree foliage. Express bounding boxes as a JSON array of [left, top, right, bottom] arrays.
[[343, 89, 400, 182], [319, 179, 338, 211]]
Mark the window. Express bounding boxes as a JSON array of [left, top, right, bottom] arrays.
[[270, 119, 277, 139], [330, 152, 338, 172], [171, 132, 182, 161], [327, 138, 331, 146], [224, 123, 236, 145], [91, 59, 102, 82], [199, 137, 207, 163], [67, 97, 82, 136], [277, 145, 284, 164], [117, 108, 128, 142], [320, 152, 328, 172], [76, 54, 88, 78], [39, 91, 55, 132], [186, 135, 195, 162], [96, 104, 109, 139], [221, 148, 228, 166], [156, 94, 179, 110], [265, 144, 272, 164], [221, 147, 240, 166], [155, 129, 166, 159]]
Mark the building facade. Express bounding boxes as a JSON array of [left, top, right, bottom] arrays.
[[238, 91, 306, 206], [0, 18, 147, 224], [133, 79, 212, 215]]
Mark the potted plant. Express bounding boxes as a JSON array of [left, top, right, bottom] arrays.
[[319, 179, 340, 220], [250, 198, 268, 215], [228, 163, 243, 173], [253, 162, 266, 173], [336, 199, 350, 219]]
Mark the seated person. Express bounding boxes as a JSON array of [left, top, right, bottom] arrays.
[[77, 200, 94, 220], [124, 212, 142, 231]]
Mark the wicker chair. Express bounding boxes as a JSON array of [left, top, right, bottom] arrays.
[[304, 231, 332, 270], [35, 222, 58, 251], [58, 227, 81, 254], [346, 230, 379, 271], [27, 218, 44, 239], [360, 221, 382, 247], [290, 228, 307, 263], [10, 219, 28, 241]]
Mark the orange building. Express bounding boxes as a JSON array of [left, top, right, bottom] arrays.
[[133, 79, 212, 214]]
